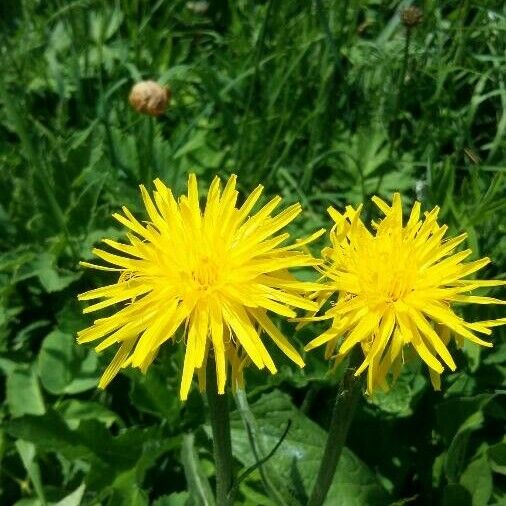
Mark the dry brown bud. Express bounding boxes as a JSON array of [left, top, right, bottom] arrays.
[[129, 80, 170, 116], [400, 6, 423, 28]]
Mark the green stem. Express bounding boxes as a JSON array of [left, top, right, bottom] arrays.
[[207, 357, 234, 506], [306, 356, 362, 506], [144, 116, 154, 184]]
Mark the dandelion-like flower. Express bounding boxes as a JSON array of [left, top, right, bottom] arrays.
[[78, 174, 323, 399], [305, 194, 505, 393]]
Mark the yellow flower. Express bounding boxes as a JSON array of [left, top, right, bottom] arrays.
[[305, 193, 505, 393], [78, 174, 323, 399]]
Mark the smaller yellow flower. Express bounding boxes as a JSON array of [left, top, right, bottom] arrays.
[[78, 174, 323, 399], [305, 193, 505, 393]]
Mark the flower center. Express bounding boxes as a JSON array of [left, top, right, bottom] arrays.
[[359, 236, 417, 306], [191, 256, 220, 291], [383, 271, 413, 302]]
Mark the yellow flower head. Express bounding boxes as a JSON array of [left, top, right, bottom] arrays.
[[78, 174, 323, 400], [305, 193, 505, 393]]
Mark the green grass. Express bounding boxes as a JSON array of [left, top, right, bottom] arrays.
[[0, 1, 505, 505]]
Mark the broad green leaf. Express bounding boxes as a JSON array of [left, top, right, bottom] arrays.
[[56, 399, 120, 429], [7, 365, 45, 417], [367, 368, 426, 417], [228, 391, 388, 505], [37, 329, 98, 395], [442, 484, 472, 506], [460, 454, 493, 506], [29, 253, 81, 293], [487, 441, 506, 475]]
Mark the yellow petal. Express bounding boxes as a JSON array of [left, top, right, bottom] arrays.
[[251, 310, 304, 367], [98, 338, 137, 389]]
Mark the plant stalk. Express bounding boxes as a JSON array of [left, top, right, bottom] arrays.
[[306, 356, 362, 506], [207, 357, 234, 506]]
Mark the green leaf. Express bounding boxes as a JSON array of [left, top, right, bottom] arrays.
[[53, 483, 86, 506], [367, 367, 426, 417], [487, 440, 506, 475], [129, 368, 179, 421], [7, 365, 45, 417], [7, 411, 142, 466], [6, 410, 178, 493], [436, 395, 492, 443], [29, 252, 81, 293], [444, 410, 485, 484], [55, 399, 120, 430], [460, 454, 493, 506], [438, 395, 493, 483], [107, 469, 149, 506], [238, 482, 275, 506], [442, 484, 472, 506], [229, 391, 388, 505], [13, 499, 43, 506], [6, 410, 94, 461], [152, 492, 190, 506], [15, 440, 47, 506], [173, 130, 207, 160], [37, 329, 98, 395]]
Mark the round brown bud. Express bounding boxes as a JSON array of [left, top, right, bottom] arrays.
[[128, 80, 170, 116], [400, 6, 423, 28]]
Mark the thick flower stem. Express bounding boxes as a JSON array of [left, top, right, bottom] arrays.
[[307, 357, 362, 506], [207, 357, 234, 506]]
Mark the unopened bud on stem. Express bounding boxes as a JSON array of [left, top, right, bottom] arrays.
[[400, 6, 423, 28], [129, 80, 170, 116]]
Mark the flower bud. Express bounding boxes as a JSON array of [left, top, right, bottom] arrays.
[[400, 6, 423, 28], [186, 1, 209, 14], [128, 80, 170, 116]]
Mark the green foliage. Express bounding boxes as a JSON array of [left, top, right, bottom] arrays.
[[38, 330, 98, 395], [0, 0, 504, 504], [229, 391, 387, 505]]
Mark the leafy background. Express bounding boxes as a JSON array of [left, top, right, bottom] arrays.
[[0, 1, 505, 505]]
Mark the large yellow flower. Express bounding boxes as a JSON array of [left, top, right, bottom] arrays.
[[305, 193, 505, 393], [78, 174, 323, 399]]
